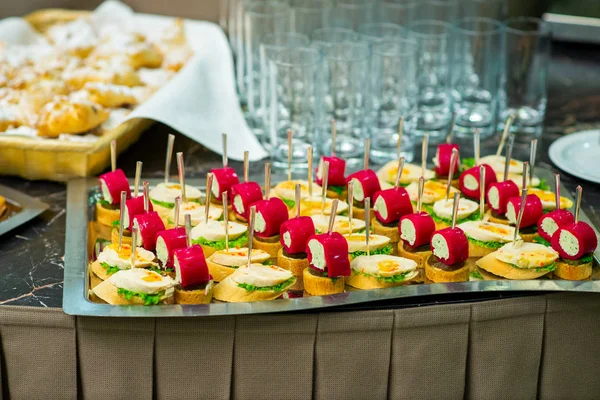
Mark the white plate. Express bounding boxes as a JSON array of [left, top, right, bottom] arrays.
[[549, 129, 600, 184]]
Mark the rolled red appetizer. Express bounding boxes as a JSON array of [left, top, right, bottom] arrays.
[[316, 156, 346, 186], [434, 144, 459, 177], [230, 182, 263, 219], [373, 187, 413, 224], [133, 211, 165, 251], [399, 212, 436, 248], [459, 164, 497, 200], [486, 181, 520, 214], [551, 222, 598, 260], [346, 169, 381, 203], [431, 227, 469, 265], [280, 216, 315, 254], [210, 167, 240, 201], [253, 198, 289, 238], [124, 196, 153, 230], [173, 244, 211, 288], [156, 227, 187, 268], [98, 169, 131, 204], [537, 210, 574, 242], [506, 194, 543, 228], [306, 232, 351, 277]]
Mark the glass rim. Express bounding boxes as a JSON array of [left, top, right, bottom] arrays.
[[312, 27, 358, 42], [503, 17, 551, 35], [407, 20, 452, 37], [336, 0, 377, 10], [261, 32, 311, 46], [272, 47, 321, 67], [322, 41, 370, 61], [454, 17, 503, 36], [373, 37, 418, 56], [245, 1, 291, 17], [378, 0, 418, 9], [291, 0, 334, 11], [358, 22, 406, 37]]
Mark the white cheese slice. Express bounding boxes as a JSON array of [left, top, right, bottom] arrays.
[[344, 233, 390, 253], [494, 242, 558, 269], [149, 182, 203, 206], [350, 254, 417, 277], [431, 233, 449, 260], [540, 217, 559, 238], [505, 202, 517, 224], [156, 237, 168, 265], [458, 220, 517, 242], [283, 231, 292, 248], [374, 195, 388, 220], [377, 160, 435, 185], [108, 268, 175, 294], [400, 219, 416, 246], [307, 239, 326, 270], [100, 179, 113, 203], [558, 230, 579, 257], [311, 214, 366, 234], [487, 186, 500, 210], [233, 194, 245, 214], [432, 198, 478, 220], [230, 264, 293, 287], [97, 244, 156, 270], [210, 248, 270, 267], [254, 211, 267, 233], [191, 220, 247, 242], [463, 174, 479, 191]]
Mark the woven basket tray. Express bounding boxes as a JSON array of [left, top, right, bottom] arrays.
[[0, 9, 156, 182]]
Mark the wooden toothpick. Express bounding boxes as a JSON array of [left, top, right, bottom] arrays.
[[165, 134, 175, 184], [205, 173, 213, 223], [118, 191, 127, 250], [513, 188, 528, 246], [347, 180, 354, 237], [327, 200, 339, 234], [503, 134, 515, 182], [575, 185, 582, 223], [321, 161, 329, 216], [479, 165, 485, 220], [417, 176, 424, 213], [184, 214, 192, 248], [222, 133, 228, 168], [365, 198, 371, 256], [554, 173, 561, 211], [364, 138, 370, 170], [134, 161, 142, 198], [451, 192, 460, 229], [243, 151, 249, 183], [130, 226, 138, 268], [496, 114, 515, 156], [295, 183, 302, 218], [247, 206, 256, 268], [174, 197, 181, 228], [394, 157, 405, 189], [264, 163, 271, 200], [143, 181, 149, 212], [529, 139, 537, 188], [446, 149, 458, 201], [176, 152, 187, 203], [473, 129, 480, 166], [421, 134, 429, 178], [110, 140, 117, 172], [223, 191, 229, 252]]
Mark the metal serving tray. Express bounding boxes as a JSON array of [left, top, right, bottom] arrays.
[[0, 184, 49, 237], [63, 170, 600, 317]]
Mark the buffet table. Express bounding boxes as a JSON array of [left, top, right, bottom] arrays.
[[1, 3, 600, 399]]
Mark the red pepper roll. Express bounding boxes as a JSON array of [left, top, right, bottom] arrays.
[[253, 198, 289, 238], [373, 187, 413, 224], [551, 222, 598, 260], [230, 182, 263, 219], [346, 169, 381, 203], [399, 212, 436, 248], [280, 216, 315, 254], [133, 211, 165, 251], [316, 156, 346, 187], [537, 210, 574, 242], [506, 194, 543, 228], [306, 232, 351, 278], [486, 180, 520, 214], [210, 167, 240, 201], [173, 244, 211, 288], [98, 169, 131, 204], [434, 144, 460, 177], [459, 164, 497, 200], [124, 196, 153, 230], [431, 227, 469, 265], [156, 227, 187, 268]]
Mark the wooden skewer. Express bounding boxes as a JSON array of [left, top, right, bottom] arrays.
[[473, 129, 480, 166], [118, 191, 127, 251], [174, 197, 181, 228], [513, 188, 528, 246], [184, 214, 192, 248], [307, 146, 313, 197], [264, 163, 271, 201], [347, 181, 354, 237], [446, 148, 458, 201], [243, 151, 249, 183], [223, 191, 229, 252], [110, 140, 117, 172], [554, 173, 561, 211], [365, 198, 371, 257], [295, 183, 302, 218], [575, 185, 582, 223], [222, 133, 228, 168], [247, 206, 256, 268], [446, 112, 456, 144], [417, 176, 424, 213], [394, 157, 405, 189], [397, 117, 403, 160], [364, 138, 370, 170], [421, 134, 429, 178], [176, 152, 187, 203], [503, 134, 515, 182], [134, 161, 142, 198], [522, 162, 529, 191], [479, 165, 486, 220], [165, 134, 175, 184], [143, 181, 149, 212], [130, 226, 138, 268], [331, 119, 337, 157], [451, 192, 460, 229], [205, 173, 213, 223], [327, 200, 339, 234], [529, 139, 537, 189], [321, 161, 329, 216], [287, 130, 293, 182], [496, 114, 515, 156]]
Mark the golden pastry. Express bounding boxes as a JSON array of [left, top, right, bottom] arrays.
[[37, 96, 109, 137], [84, 82, 139, 108]]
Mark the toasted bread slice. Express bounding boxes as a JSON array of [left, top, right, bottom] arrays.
[[229, 210, 248, 224], [424, 254, 469, 283], [199, 244, 218, 258], [252, 236, 281, 263], [371, 218, 400, 243], [397, 243, 431, 268], [89, 266, 103, 289], [96, 202, 120, 227], [205, 257, 238, 282], [553, 260, 592, 281], [353, 207, 374, 222], [346, 270, 419, 290], [276, 249, 309, 291], [90, 260, 115, 282], [111, 227, 132, 246], [213, 275, 295, 302], [467, 241, 497, 258], [174, 281, 214, 304], [303, 268, 345, 296], [487, 212, 510, 226], [476, 252, 551, 280], [92, 280, 174, 305]]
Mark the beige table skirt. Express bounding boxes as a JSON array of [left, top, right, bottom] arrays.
[[0, 292, 599, 400]]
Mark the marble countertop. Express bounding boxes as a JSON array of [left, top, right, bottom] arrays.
[[1, 41, 599, 308]]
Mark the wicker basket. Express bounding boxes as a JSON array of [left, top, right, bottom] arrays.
[[0, 9, 156, 182]]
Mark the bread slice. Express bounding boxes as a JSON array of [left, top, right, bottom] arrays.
[[553, 260, 592, 281], [252, 236, 281, 263], [276, 250, 309, 291], [520, 232, 537, 242], [89, 265, 103, 289], [206, 257, 238, 282], [397, 243, 431, 268], [475, 252, 551, 280], [92, 280, 174, 305], [467, 241, 497, 258], [346, 270, 419, 290], [487, 211, 510, 226], [371, 218, 400, 243], [174, 281, 214, 304], [213, 275, 295, 302], [229, 210, 248, 224], [90, 260, 114, 282], [327, 188, 347, 200], [353, 207, 374, 222], [96, 202, 120, 227], [111, 227, 132, 246], [199, 244, 218, 258], [150, 202, 173, 221], [303, 268, 345, 295], [424, 254, 469, 283], [434, 220, 450, 230]]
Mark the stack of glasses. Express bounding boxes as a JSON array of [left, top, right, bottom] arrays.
[[223, 0, 551, 168]]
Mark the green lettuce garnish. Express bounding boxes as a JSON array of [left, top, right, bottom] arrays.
[[349, 243, 393, 259], [563, 254, 593, 265], [237, 277, 295, 292], [146, 266, 174, 274], [507, 262, 556, 273], [328, 185, 345, 195], [193, 232, 248, 251], [263, 259, 273, 266], [470, 270, 484, 280], [461, 157, 476, 170], [423, 204, 481, 225], [111, 220, 120, 227], [117, 288, 164, 305], [466, 235, 505, 250], [98, 199, 111, 206], [151, 198, 201, 209], [281, 198, 296, 209], [355, 270, 411, 283], [535, 179, 550, 191], [533, 236, 551, 247], [100, 262, 120, 276]]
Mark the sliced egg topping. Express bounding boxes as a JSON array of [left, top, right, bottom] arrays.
[[528, 188, 573, 210], [494, 242, 558, 269]]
